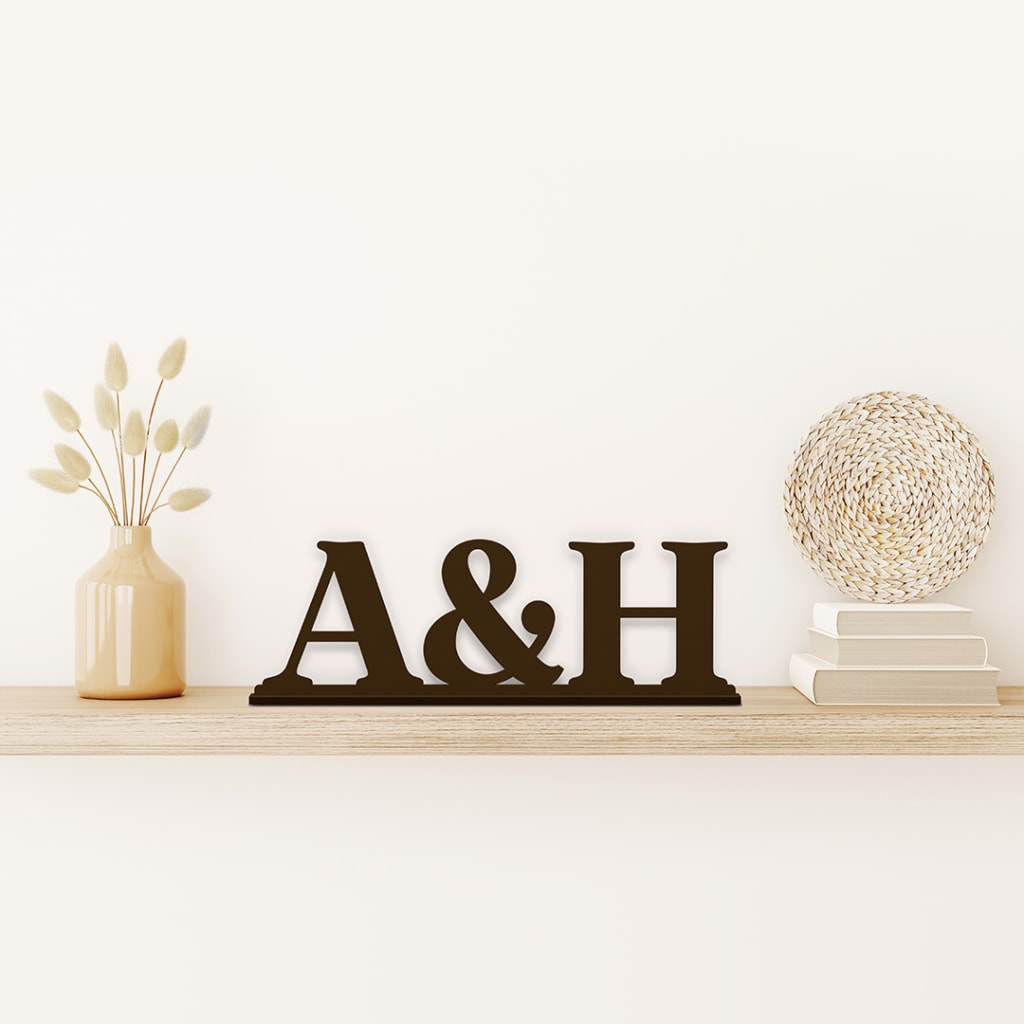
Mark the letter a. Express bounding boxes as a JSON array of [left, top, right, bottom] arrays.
[[251, 541, 422, 703]]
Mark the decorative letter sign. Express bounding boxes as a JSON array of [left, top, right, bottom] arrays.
[[250, 539, 741, 706]]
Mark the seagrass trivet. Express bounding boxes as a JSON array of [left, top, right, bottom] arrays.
[[783, 390, 995, 602]]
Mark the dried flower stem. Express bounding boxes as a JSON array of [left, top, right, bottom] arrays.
[[143, 448, 185, 525], [142, 451, 163, 520], [130, 458, 138, 525], [76, 428, 118, 520], [108, 432, 123, 522], [139, 378, 164, 526], [81, 481, 118, 524], [115, 393, 128, 524]]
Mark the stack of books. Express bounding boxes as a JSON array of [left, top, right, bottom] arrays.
[[790, 603, 1000, 705]]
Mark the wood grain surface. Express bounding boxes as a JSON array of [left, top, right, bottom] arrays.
[[3, 686, 1024, 754]]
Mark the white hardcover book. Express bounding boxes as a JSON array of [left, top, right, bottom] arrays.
[[790, 653, 1000, 706], [811, 602, 973, 637], [807, 629, 988, 666]]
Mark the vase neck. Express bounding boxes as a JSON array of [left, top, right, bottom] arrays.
[[109, 526, 154, 554]]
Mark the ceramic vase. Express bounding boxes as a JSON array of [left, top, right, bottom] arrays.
[[75, 526, 186, 699]]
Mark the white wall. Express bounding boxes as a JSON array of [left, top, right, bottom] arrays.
[[2, 2, 1023, 1021]]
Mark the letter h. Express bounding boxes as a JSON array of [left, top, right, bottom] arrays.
[[567, 541, 739, 704]]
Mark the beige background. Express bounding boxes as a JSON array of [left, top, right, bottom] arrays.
[[2, 1, 1023, 1020]]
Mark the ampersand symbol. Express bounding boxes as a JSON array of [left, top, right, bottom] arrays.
[[423, 539, 563, 689]]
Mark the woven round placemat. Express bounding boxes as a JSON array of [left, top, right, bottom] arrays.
[[783, 391, 995, 602]]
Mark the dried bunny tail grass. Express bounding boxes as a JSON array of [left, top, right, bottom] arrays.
[[31, 468, 118, 523], [102, 347, 129, 522], [43, 391, 81, 432], [105, 343, 128, 392], [70, 400, 119, 518], [123, 410, 146, 457], [54, 444, 91, 481], [29, 468, 79, 494], [122, 409, 147, 523], [141, 342, 181, 529], [154, 419, 179, 453], [168, 487, 211, 512], [181, 404, 211, 449], [158, 337, 187, 380], [94, 385, 118, 431], [143, 419, 177, 519]]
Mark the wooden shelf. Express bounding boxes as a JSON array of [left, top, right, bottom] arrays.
[[3, 686, 1024, 754]]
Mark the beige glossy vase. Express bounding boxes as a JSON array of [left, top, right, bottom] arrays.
[[75, 526, 186, 699]]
